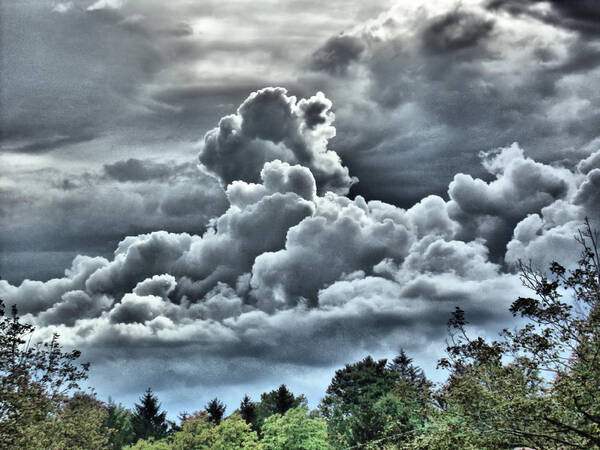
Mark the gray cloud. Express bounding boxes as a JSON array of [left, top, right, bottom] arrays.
[[199, 87, 356, 195], [104, 158, 175, 182], [487, 0, 600, 37], [310, 34, 365, 75], [4, 0, 600, 415], [421, 9, 494, 54], [300, 0, 600, 207], [447, 144, 575, 258], [0, 160, 228, 283], [2, 118, 596, 410]]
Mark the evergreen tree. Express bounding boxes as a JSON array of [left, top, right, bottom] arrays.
[[132, 388, 168, 442], [105, 397, 135, 449], [240, 395, 256, 426], [275, 384, 295, 415], [254, 385, 307, 434], [389, 349, 432, 406], [206, 397, 226, 425]]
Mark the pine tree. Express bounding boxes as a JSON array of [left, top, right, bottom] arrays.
[[275, 384, 295, 415], [131, 387, 168, 442], [206, 397, 226, 425], [240, 395, 256, 426], [389, 349, 432, 400]]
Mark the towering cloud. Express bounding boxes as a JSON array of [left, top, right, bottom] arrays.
[[199, 87, 356, 195]]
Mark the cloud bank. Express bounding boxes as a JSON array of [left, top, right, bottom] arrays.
[[2, 0, 600, 413], [2, 85, 599, 409]]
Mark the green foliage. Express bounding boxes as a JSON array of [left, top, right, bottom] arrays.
[[16, 391, 109, 449], [411, 219, 600, 449], [261, 406, 330, 450], [127, 436, 172, 449], [49, 392, 110, 449], [105, 397, 136, 449], [132, 388, 169, 443], [254, 385, 307, 433], [319, 356, 400, 447], [169, 413, 261, 449], [0, 300, 92, 448]]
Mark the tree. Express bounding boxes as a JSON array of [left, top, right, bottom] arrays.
[[206, 397, 226, 425], [50, 392, 109, 449], [127, 437, 171, 450], [132, 388, 168, 442], [105, 397, 136, 449], [0, 300, 90, 447], [319, 356, 399, 447], [254, 385, 307, 433], [274, 384, 296, 415], [417, 219, 600, 449], [240, 394, 257, 426], [209, 414, 262, 449], [261, 406, 330, 450], [389, 349, 432, 401], [169, 413, 261, 449]]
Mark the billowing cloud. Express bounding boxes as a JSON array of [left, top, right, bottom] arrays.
[[447, 143, 577, 258], [199, 87, 356, 195], [303, 0, 600, 207], [2, 87, 598, 411], [3, 0, 600, 414]]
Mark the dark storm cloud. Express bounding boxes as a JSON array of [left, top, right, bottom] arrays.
[[299, 1, 600, 207], [4, 0, 600, 415], [310, 34, 365, 75], [2, 89, 594, 346], [488, 0, 600, 36], [104, 158, 174, 182], [421, 10, 494, 54], [0, 134, 98, 154]]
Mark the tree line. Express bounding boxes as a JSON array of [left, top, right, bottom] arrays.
[[1, 220, 599, 449]]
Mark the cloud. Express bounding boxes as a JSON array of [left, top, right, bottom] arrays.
[[310, 34, 365, 75], [3, 96, 596, 395], [4, 0, 600, 413], [487, 0, 600, 37], [421, 9, 494, 54], [447, 143, 577, 258], [38, 290, 113, 326], [300, 0, 600, 207], [87, 0, 124, 11], [104, 159, 175, 182], [0, 160, 228, 282], [199, 88, 356, 195], [52, 2, 74, 14], [249, 193, 413, 310]]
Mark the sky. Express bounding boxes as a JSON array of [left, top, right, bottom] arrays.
[[1, 0, 600, 416]]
